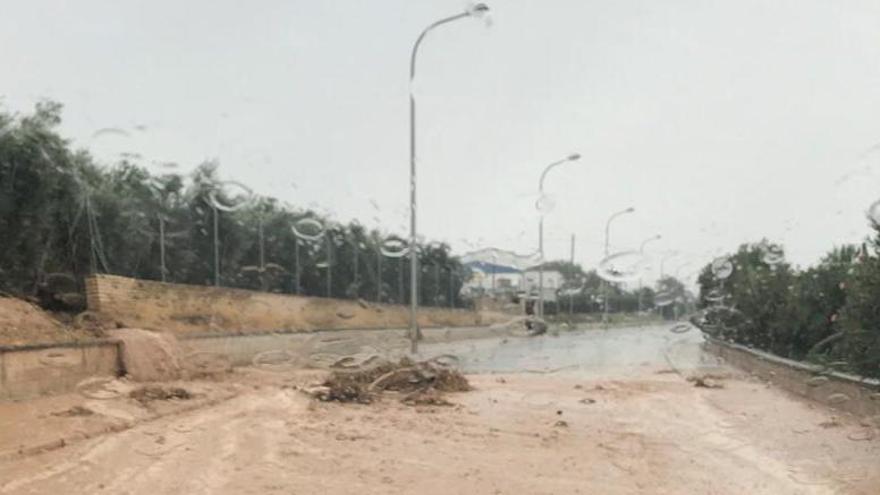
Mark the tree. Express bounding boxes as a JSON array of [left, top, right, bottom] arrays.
[[0, 102, 467, 310]]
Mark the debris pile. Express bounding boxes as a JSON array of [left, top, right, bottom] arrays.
[[130, 385, 192, 405], [309, 356, 470, 406], [687, 374, 725, 389], [51, 405, 95, 417]]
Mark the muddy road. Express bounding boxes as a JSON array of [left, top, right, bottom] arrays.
[[1, 325, 878, 494]]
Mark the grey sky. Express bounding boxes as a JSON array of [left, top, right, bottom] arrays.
[[3, 0, 880, 287]]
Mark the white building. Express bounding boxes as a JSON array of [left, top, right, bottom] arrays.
[[522, 269, 564, 302], [462, 261, 523, 294]]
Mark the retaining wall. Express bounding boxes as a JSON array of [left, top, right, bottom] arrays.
[[704, 336, 880, 418], [86, 274, 501, 335], [0, 324, 520, 400]]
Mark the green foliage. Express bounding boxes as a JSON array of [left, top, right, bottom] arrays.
[[0, 103, 467, 308], [836, 241, 880, 377], [697, 239, 880, 378]]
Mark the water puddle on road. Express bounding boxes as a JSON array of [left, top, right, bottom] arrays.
[[418, 324, 718, 377]]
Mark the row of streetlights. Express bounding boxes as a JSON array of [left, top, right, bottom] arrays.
[[404, 3, 673, 350]]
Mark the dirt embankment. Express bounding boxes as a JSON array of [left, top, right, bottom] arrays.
[[89, 274, 508, 337], [0, 296, 104, 346]]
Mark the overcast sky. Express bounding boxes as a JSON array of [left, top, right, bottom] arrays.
[[3, 0, 880, 286]]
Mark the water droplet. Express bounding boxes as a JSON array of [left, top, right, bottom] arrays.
[[867, 198, 880, 225], [597, 251, 648, 283], [535, 194, 556, 215], [711, 257, 734, 279], [654, 291, 675, 307], [669, 323, 692, 334], [252, 350, 296, 368], [380, 237, 409, 258], [760, 244, 785, 265], [704, 288, 725, 303], [806, 376, 829, 387], [207, 180, 253, 212], [91, 127, 131, 139], [291, 217, 325, 242]]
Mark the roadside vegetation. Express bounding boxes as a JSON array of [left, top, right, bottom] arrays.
[[0, 102, 469, 309], [697, 235, 880, 378]]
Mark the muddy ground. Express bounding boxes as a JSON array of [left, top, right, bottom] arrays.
[[0, 357, 877, 494]]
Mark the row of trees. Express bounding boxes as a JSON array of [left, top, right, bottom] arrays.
[[696, 235, 880, 378], [0, 103, 470, 308]]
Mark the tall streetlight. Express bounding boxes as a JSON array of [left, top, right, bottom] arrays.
[[408, 4, 490, 353], [659, 251, 679, 279], [637, 234, 662, 313], [536, 153, 581, 318], [602, 206, 635, 324], [672, 260, 693, 321]]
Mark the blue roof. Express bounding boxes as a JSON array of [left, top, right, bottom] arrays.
[[465, 261, 522, 274]]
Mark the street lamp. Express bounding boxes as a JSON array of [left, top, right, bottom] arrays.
[[536, 153, 581, 318], [408, 4, 490, 354], [601, 206, 635, 324], [672, 260, 693, 321], [637, 234, 661, 314], [659, 250, 679, 279]]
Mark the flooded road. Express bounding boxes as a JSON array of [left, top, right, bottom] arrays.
[[422, 323, 715, 376], [2, 325, 879, 495]]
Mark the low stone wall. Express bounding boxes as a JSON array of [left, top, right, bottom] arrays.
[[704, 336, 880, 418], [0, 341, 121, 400], [0, 324, 521, 400], [86, 274, 503, 335]]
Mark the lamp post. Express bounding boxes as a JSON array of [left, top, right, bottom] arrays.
[[602, 206, 635, 324], [537, 153, 581, 318], [659, 251, 678, 279], [637, 234, 661, 314], [673, 260, 692, 321], [568, 233, 575, 317], [408, 4, 490, 354]]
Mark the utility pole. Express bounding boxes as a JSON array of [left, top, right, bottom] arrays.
[[569, 233, 575, 316]]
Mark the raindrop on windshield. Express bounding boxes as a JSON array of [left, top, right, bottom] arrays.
[[252, 349, 296, 369], [91, 127, 131, 139], [207, 180, 253, 212], [705, 288, 725, 303], [867, 198, 880, 225], [291, 217, 325, 242], [535, 194, 556, 215], [654, 291, 675, 307], [806, 376, 830, 387], [597, 251, 648, 283], [711, 257, 734, 279], [760, 244, 784, 265], [669, 323, 692, 334], [380, 237, 409, 258]]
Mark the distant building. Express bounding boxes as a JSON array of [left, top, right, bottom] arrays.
[[462, 261, 523, 295], [522, 269, 564, 302]]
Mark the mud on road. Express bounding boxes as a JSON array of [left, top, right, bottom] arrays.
[[1, 359, 878, 495]]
